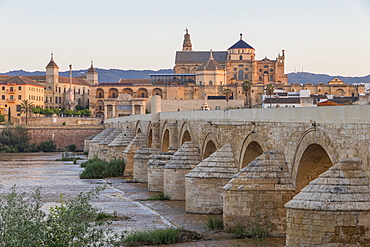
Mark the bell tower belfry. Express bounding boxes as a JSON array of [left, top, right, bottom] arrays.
[[182, 28, 193, 51], [46, 53, 59, 85]]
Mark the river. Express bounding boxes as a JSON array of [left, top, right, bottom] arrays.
[[0, 153, 286, 246]]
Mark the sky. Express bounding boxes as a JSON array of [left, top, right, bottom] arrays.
[[0, 0, 369, 76]]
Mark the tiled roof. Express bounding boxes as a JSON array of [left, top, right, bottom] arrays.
[[118, 79, 151, 85], [228, 39, 254, 50], [28, 75, 90, 86], [197, 58, 223, 71], [87, 66, 97, 73], [175, 51, 227, 64], [0, 76, 44, 87], [46, 60, 58, 68], [0, 75, 11, 81]]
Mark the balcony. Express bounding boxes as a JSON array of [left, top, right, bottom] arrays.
[[7, 98, 15, 103], [7, 89, 16, 94]]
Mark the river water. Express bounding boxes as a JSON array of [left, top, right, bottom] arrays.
[[0, 153, 286, 246]]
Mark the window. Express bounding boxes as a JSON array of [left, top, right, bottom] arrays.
[[1, 95, 4, 100], [264, 65, 268, 68], [238, 64, 244, 67], [18, 95, 22, 100], [239, 55, 243, 60], [259, 69, 262, 72], [141, 93, 145, 98], [59, 97, 61, 103], [18, 86, 21, 90], [270, 69, 274, 72], [10, 87, 14, 91], [209, 81, 213, 85], [270, 75, 274, 81], [238, 70, 243, 80], [50, 97, 52, 103], [199, 81, 202, 86], [98, 93, 103, 98], [78, 89, 80, 94], [245, 68, 249, 71], [55, 97, 58, 103], [2, 86, 4, 90], [245, 74, 249, 80], [16, 105, 21, 112], [233, 68, 237, 71], [10, 95, 14, 100], [233, 74, 237, 79], [112, 93, 116, 98]]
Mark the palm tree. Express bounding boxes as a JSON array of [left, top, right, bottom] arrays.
[[20, 99, 35, 125], [265, 84, 275, 108], [242, 80, 252, 108], [223, 88, 232, 109]]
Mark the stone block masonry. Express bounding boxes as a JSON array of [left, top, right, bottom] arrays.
[[26, 126, 103, 151]]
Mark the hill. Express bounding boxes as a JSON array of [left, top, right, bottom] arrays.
[[0, 68, 173, 83], [1, 69, 369, 85], [287, 72, 370, 85]]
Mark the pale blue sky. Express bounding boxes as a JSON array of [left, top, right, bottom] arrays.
[[0, 0, 369, 76]]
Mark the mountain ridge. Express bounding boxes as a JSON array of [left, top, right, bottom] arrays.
[[1, 69, 369, 85]]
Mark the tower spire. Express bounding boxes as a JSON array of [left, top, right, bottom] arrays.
[[182, 28, 193, 51], [240, 33, 243, 40]]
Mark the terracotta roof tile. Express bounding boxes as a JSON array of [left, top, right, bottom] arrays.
[[0, 76, 44, 87], [118, 79, 151, 85]]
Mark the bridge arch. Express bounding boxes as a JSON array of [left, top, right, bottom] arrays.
[[160, 121, 170, 152], [239, 132, 268, 169], [291, 128, 338, 192], [201, 132, 219, 160], [179, 122, 194, 146], [135, 121, 143, 135]]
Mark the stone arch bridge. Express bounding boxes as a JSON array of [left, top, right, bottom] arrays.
[[87, 98, 370, 246]]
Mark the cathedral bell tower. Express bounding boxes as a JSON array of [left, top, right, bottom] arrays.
[[86, 60, 98, 85], [182, 28, 193, 51]]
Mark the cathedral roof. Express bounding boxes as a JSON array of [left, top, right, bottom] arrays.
[[175, 51, 227, 64], [27, 76, 90, 86], [118, 79, 151, 85], [228, 39, 254, 50], [197, 51, 224, 71], [228, 34, 254, 50]]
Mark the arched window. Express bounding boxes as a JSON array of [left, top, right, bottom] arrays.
[[239, 55, 243, 60], [209, 81, 213, 85], [238, 70, 243, 80]]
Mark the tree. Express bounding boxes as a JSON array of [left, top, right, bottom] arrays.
[[0, 113, 5, 123], [20, 99, 35, 125], [223, 88, 233, 109], [242, 80, 252, 108], [0, 125, 31, 152], [265, 84, 275, 108]]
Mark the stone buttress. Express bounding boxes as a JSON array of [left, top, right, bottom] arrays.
[[107, 128, 135, 160], [87, 128, 117, 160], [84, 133, 98, 153], [223, 150, 295, 236], [97, 128, 123, 160], [148, 151, 175, 192], [122, 133, 146, 176], [285, 157, 370, 246], [133, 148, 160, 182], [163, 141, 201, 200], [185, 143, 239, 214]]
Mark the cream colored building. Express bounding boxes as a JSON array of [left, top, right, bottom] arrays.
[[0, 76, 44, 121]]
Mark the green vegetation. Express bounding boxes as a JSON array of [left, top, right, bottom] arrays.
[[95, 211, 129, 222], [0, 113, 5, 123], [20, 99, 35, 125], [33, 106, 91, 117], [0, 125, 31, 152], [0, 126, 58, 153], [121, 227, 201, 246], [141, 192, 170, 201], [79, 158, 126, 179], [38, 139, 57, 152], [0, 186, 119, 246], [228, 208, 271, 239], [65, 144, 76, 152], [205, 216, 224, 230]]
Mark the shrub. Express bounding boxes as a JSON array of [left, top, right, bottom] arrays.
[[66, 144, 76, 152], [79, 158, 126, 179], [62, 121, 66, 125], [0, 125, 30, 152], [122, 228, 180, 246], [205, 216, 224, 230], [38, 139, 56, 152], [0, 186, 118, 246]]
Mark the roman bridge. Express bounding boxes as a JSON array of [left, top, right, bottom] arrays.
[[87, 96, 370, 246]]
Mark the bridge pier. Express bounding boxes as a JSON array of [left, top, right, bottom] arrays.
[[88, 128, 117, 160], [285, 157, 370, 246], [223, 150, 294, 236], [148, 151, 175, 192], [133, 148, 160, 182], [122, 133, 146, 176], [106, 128, 135, 160], [164, 141, 201, 200], [185, 143, 239, 214]]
